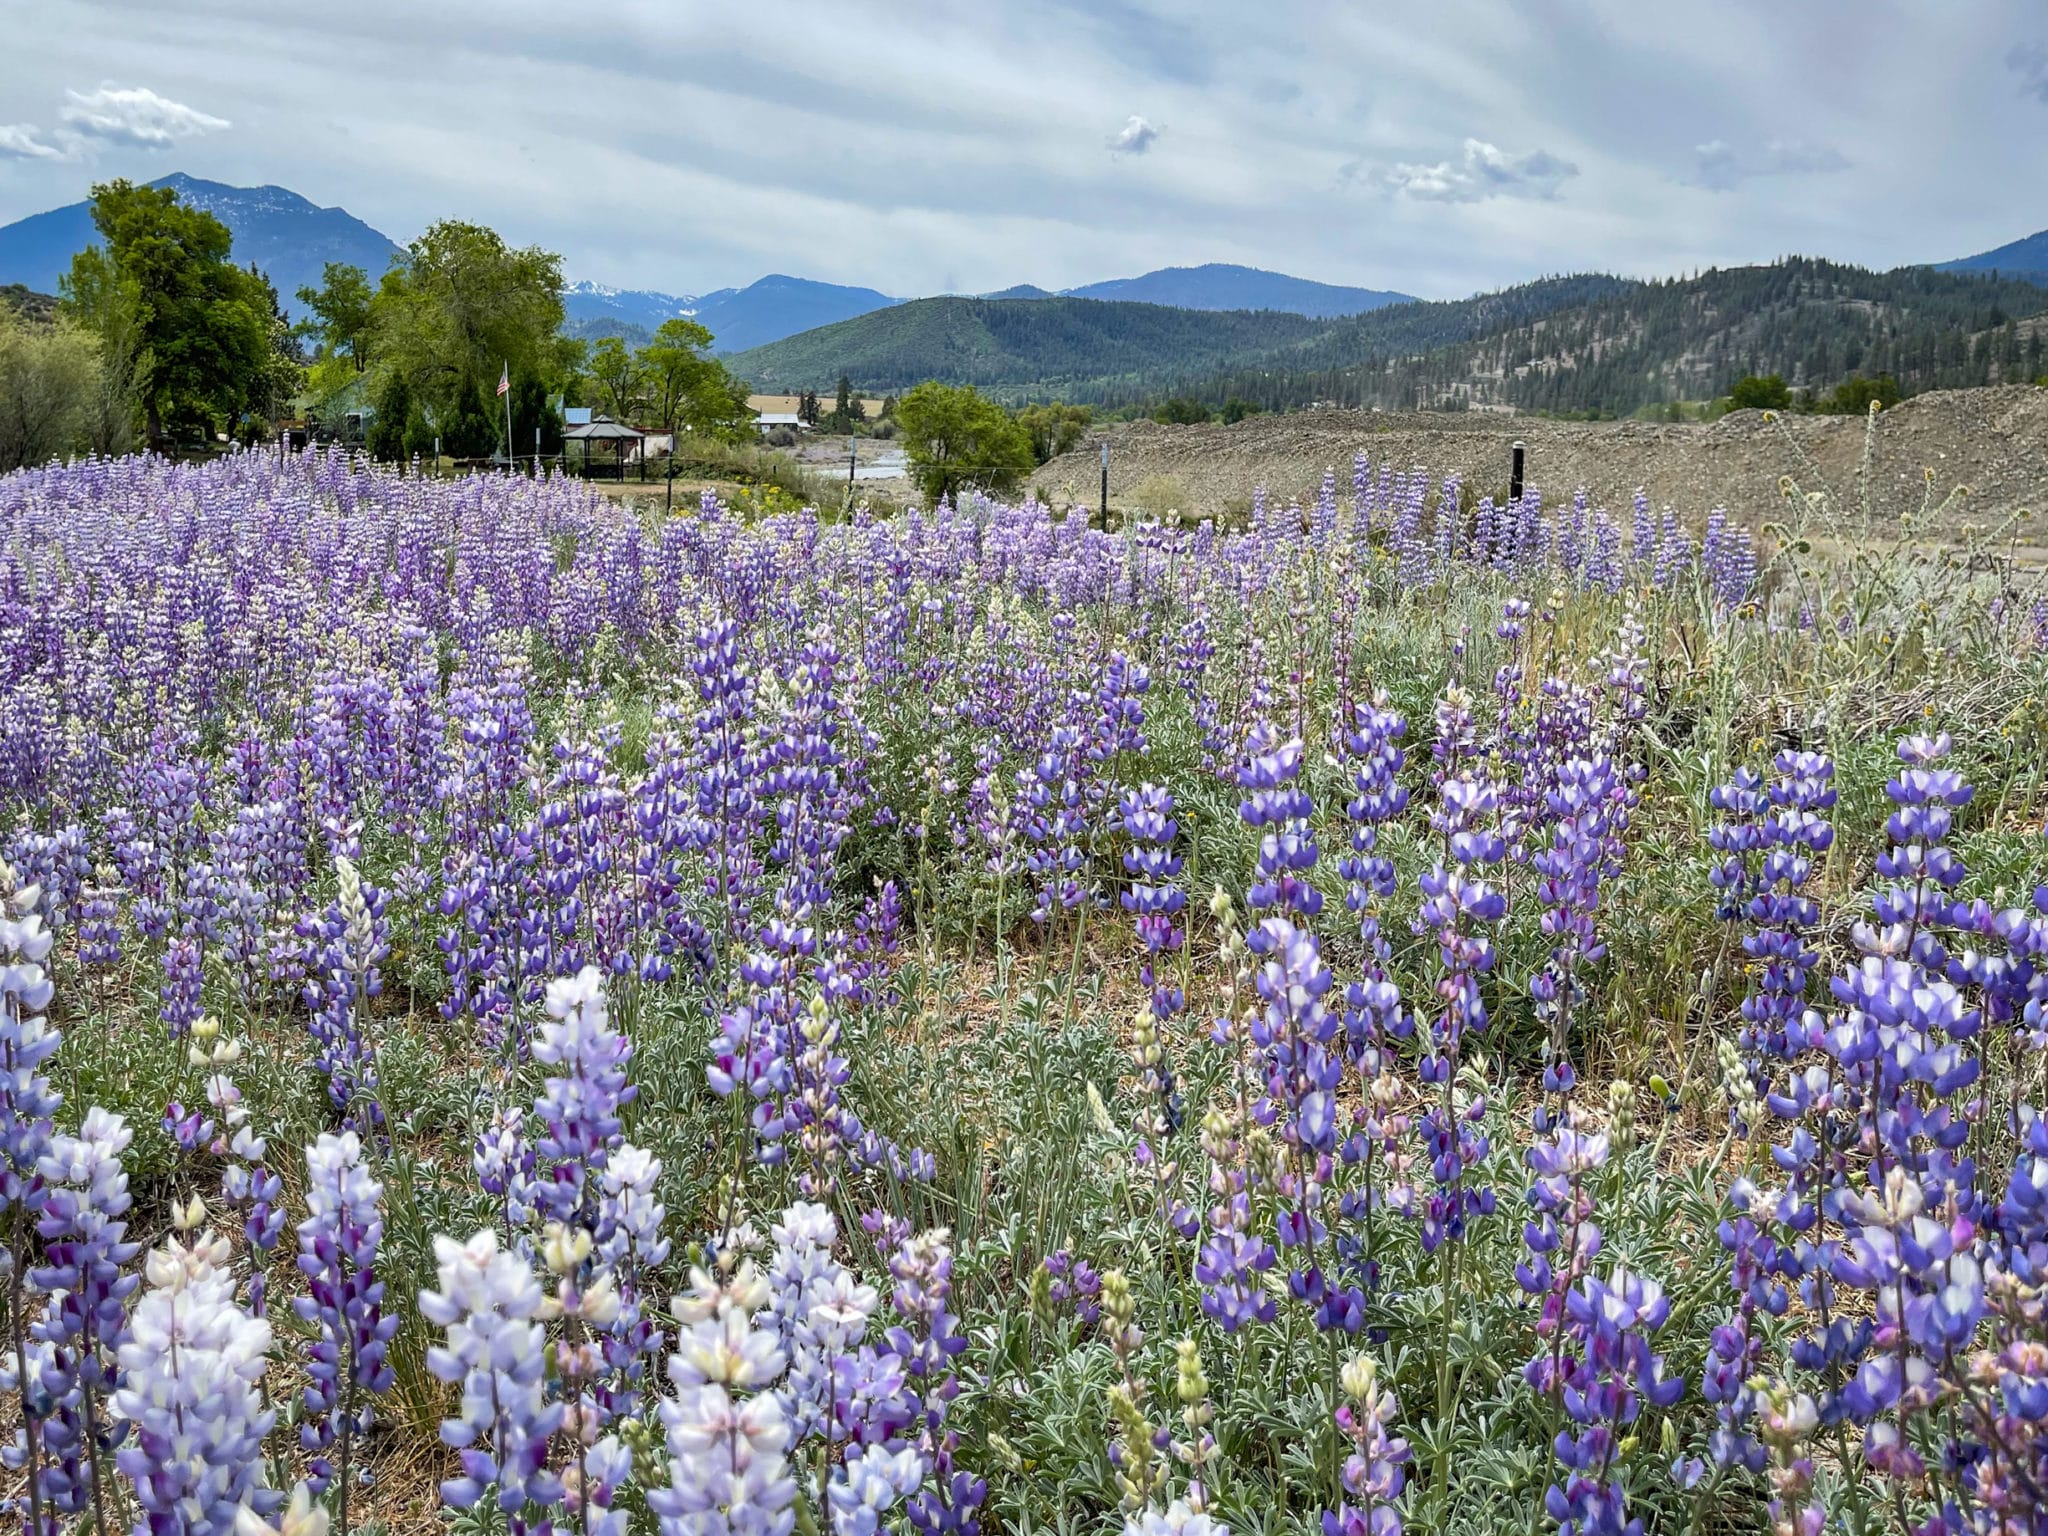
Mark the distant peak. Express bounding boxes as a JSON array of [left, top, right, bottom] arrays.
[[142, 173, 335, 225]]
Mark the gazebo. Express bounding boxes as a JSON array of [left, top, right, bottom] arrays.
[[564, 417, 644, 479]]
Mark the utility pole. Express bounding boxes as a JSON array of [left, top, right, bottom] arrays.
[[1099, 440, 1109, 532]]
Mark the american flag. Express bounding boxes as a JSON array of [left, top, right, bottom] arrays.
[[496, 363, 510, 398]]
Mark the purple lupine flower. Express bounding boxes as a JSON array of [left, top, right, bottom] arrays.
[[294, 1131, 396, 1523], [1194, 891, 1279, 1333], [1700, 509, 1758, 610], [1760, 733, 1985, 1482], [1017, 725, 1090, 924], [530, 965, 636, 1237], [788, 989, 856, 1199], [299, 856, 388, 1134], [764, 1201, 883, 1444], [473, 1106, 537, 1266], [1858, 731, 1971, 970], [1700, 1182, 1782, 1475], [1530, 756, 1622, 1081], [74, 870, 123, 974], [709, 961, 798, 1170], [1324, 1355, 1408, 1536], [595, 1141, 669, 1422], [686, 618, 765, 963], [1520, 1119, 1611, 1397], [187, 1013, 286, 1317], [649, 1258, 797, 1536], [161, 934, 205, 1040], [1040, 1250, 1104, 1327], [111, 1227, 283, 1536], [24, 1106, 139, 1533], [1, 867, 64, 1535], [421, 1229, 567, 1526], [1412, 686, 1506, 1255], [534, 727, 631, 980], [887, 1226, 982, 1536], [1173, 610, 1232, 774], [1545, 1266, 1684, 1535], [847, 880, 905, 1011], [1338, 690, 1409, 1069], [1738, 753, 1834, 1084], [1237, 729, 1320, 921]]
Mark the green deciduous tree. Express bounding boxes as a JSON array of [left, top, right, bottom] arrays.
[[896, 381, 1035, 506], [640, 318, 714, 432], [370, 220, 574, 423], [634, 318, 753, 443], [1016, 401, 1091, 462], [0, 306, 101, 471], [62, 179, 273, 449], [296, 262, 375, 375], [57, 262, 139, 456], [589, 335, 645, 422]]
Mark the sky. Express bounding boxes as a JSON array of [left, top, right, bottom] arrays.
[[1, 0, 2045, 302]]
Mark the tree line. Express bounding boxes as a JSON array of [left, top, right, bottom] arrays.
[[0, 179, 757, 472]]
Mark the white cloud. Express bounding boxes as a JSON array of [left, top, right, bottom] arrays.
[[1685, 137, 1849, 192], [59, 83, 229, 148], [1384, 138, 1578, 202], [0, 124, 66, 160], [1109, 114, 1158, 155], [2, 0, 2041, 300], [2011, 42, 2048, 103]]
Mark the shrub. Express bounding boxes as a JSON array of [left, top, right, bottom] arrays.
[[1726, 374, 1791, 411], [1151, 396, 1213, 425]]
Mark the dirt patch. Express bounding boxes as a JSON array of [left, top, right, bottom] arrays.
[[1034, 387, 2048, 536]]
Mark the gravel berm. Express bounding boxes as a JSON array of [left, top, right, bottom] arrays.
[[1033, 387, 2048, 535]]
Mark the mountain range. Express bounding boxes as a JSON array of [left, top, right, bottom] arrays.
[[727, 274, 1631, 397], [562, 274, 903, 352], [556, 266, 1410, 350], [0, 175, 1426, 349], [1, 174, 2044, 410], [0, 174, 399, 318], [731, 260, 2048, 416]]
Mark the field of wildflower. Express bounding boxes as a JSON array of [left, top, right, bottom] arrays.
[[4, 439, 2048, 1536]]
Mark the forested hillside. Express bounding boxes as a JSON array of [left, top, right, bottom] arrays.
[[1182, 258, 2048, 414], [729, 295, 1332, 391], [734, 259, 2048, 415]]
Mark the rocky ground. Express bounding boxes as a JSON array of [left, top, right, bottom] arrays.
[[1034, 387, 2048, 537]]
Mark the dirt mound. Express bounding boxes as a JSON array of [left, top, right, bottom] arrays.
[[1035, 387, 2048, 534]]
